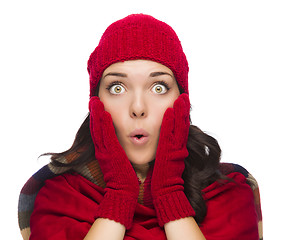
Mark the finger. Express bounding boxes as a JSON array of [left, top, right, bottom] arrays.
[[181, 93, 190, 114], [173, 94, 190, 139], [89, 97, 105, 148], [159, 107, 175, 140], [88, 96, 99, 111], [89, 97, 105, 130], [101, 111, 120, 149], [89, 96, 105, 115], [181, 94, 191, 127], [173, 94, 190, 118]]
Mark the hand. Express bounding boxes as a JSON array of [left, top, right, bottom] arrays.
[[89, 96, 139, 229], [151, 93, 195, 227]]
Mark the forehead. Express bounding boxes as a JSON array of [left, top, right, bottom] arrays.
[[102, 60, 174, 77]]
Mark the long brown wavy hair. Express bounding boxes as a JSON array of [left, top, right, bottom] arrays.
[[46, 111, 223, 224]]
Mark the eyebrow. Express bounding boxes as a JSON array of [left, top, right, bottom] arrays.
[[103, 72, 127, 78], [149, 71, 173, 78]]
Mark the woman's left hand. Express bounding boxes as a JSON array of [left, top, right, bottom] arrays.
[[151, 93, 195, 227]]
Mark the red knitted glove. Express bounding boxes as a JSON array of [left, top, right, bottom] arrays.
[[89, 97, 140, 229], [151, 93, 195, 227]]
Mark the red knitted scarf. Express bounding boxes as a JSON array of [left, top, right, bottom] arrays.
[[24, 160, 261, 239]]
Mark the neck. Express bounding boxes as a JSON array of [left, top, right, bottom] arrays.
[[131, 163, 150, 183]]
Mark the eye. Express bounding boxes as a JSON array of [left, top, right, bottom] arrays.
[[107, 83, 125, 95], [152, 82, 169, 94]]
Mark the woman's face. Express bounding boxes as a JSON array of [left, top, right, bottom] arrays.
[[98, 60, 180, 166]]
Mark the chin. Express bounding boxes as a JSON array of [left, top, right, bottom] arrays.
[[127, 151, 155, 166]]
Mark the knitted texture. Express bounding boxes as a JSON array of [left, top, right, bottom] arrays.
[[28, 171, 260, 239], [151, 94, 195, 226], [87, 14, 189, 96], [18, 161, 263, 240], [88, 96, 140, 229]]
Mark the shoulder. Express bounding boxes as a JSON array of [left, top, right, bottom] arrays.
[[200, 163, 261, 239], [202, 171, 254, 207], [29, 173, 103, 239], [34, 172, 104, 205], [217, 162, 261, 203], [203, 162, 259, 198]]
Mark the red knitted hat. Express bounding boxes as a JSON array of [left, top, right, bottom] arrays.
[[87, 14, 189, 96]]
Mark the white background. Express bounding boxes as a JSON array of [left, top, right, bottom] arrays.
[[1, 0, 282, 239]]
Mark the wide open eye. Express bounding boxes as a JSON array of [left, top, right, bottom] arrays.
[[108, 84, 125, 95], [152, 84, 168, 94]]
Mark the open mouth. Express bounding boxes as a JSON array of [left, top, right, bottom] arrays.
[[135, 134, 144, 139], [130, 135, 148, 145], [129, 129, 149, 145]]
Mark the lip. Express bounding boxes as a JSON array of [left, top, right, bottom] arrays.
[[129, 128, 149, 145]]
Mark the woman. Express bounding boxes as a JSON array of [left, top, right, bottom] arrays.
[[18, 14, 262, 239]]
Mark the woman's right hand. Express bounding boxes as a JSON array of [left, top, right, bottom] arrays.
[[89, 96, 140, 230]]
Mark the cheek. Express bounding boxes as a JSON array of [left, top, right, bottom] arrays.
[[102, 100, 127, 137], [153, 97, 177, 125]]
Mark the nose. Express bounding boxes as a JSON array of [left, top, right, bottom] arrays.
[[130, 94, 147, 118]]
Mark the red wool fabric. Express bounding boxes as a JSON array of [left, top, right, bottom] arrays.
[[29, 172, 259, 240], [151, 94, 195, 226], [88, 14, 189, 96], [88, 97, 140, 229]]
